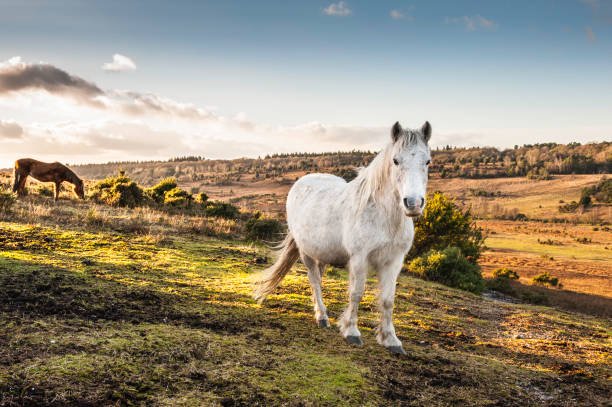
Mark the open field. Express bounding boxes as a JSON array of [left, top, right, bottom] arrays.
[[1, 215, 610, 406], [1, 170, 610, 303], [0, 163, 611, 405]]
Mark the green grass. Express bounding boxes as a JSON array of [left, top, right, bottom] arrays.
[[485, 234, 610, 262], [1, 221, 610, 406]]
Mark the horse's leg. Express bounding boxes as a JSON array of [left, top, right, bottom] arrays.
[[17, 174, 27, 196], [338, 256, 367, 345], [12, 171, 20, 193], [302, 255, 329, 327], [376, 255, 405, 354], [54, 182, 61, 201]]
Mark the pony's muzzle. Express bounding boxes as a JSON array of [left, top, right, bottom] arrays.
[[403, 196, 424, 216]]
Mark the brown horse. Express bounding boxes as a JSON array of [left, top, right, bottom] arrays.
[[13, 158, 85, 201]]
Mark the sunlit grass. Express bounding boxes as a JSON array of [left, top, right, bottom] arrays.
[[1, 220, 610, 405]]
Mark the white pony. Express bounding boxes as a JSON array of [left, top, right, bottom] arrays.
[[254, 121, 432, 354]]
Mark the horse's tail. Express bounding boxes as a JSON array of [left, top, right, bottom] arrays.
[[12, 165, 20, 193], [253, 232, 300, 304]]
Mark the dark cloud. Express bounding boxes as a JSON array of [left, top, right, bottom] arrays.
[[0, 120, 23, 139], [0, 58, 256, 129], [0, 60, 103, 106]]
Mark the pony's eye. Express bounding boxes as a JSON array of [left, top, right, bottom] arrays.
[[393, 158, 399, 165], [426, 160, 431, 165]]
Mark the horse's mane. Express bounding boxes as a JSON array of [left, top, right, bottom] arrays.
[[354, 131, 424, 211]]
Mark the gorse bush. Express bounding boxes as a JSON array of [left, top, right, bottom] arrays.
[[204, 201, 240, 219], [89, 173, 144, 208], [244, 212, 284, 241], [407, 246, 486, 294], [146, 178, 178, 204], [492, 268, 519, 280], [487, 268, 520, 296], [195, 192, 209, 204], [531, 272, 559, 287], [163, 187, 193, 208], [411, 192, 485, 263]]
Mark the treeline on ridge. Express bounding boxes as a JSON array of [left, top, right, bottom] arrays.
[[67, 141, 611, 187]]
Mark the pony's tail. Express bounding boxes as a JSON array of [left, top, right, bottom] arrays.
[[253, 233, 300, 304], [12, 167, 20, 193]]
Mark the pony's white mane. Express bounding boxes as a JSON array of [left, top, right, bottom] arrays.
[[354, 130, 424, 211]]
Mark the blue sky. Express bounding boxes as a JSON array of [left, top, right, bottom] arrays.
[[0, 0, 610, 165]]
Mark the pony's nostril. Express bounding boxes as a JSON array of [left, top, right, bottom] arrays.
[[403, 198, 410, 209], [420, 197, 425, 208]]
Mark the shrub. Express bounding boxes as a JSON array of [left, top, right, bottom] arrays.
[[492, 267, 519, 280], [84, 207, 106, 228], [163, 187, 193, 208], [146, 178, 178, 204], [521, 290, 549, 305], [35, 184, 54, 197], [531, 272, 559, 287], [558, 201, 579, 213], [526, 167, 551, 180], [89, 173, 144, 208], [581, 177, 612, 204], [411, 192, 485, 263], [579, 189, 592, 206], [204, 201, 240, 219], [487, 268, 519, 296], [486, 276, 516, 296], [195, 192, 209, 204], [0, 189, 15, 213], [245, 212, 284, 241], [407, 246, 486, 294]]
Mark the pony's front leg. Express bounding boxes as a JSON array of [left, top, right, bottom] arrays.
[[338, 256, 367, 345], [377, 256, 406, 354]]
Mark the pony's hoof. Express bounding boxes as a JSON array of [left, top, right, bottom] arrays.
[[318, 319, 330, 328], [345, 335, 363, 345], [386, 346, 406, 355]]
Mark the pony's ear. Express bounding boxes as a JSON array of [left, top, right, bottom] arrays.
[[421, 121, 431, 143], [391, 121, 402, 143]]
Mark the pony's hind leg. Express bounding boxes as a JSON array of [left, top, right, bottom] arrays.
[[16, 174, 27, 196], [338, 256, 367, 345], [54, 182, 61, 201], [12, 171, 20, 193], [376, 255, 405, 354], [302, 255, 330, 327]]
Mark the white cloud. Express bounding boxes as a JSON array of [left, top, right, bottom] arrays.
[[0, 120, 23, 139], [390, 10, 404, 20], [323, 1, 351, 16], [390, 8, 413, 21], [102, 54, 137, 72], [445, 15, 498, 31], [586, 26, 596, 43]]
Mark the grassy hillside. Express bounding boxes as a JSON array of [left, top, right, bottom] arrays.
[[0, 196, 611, 406]]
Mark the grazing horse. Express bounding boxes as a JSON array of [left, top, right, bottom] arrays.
[[254, 121, 432, 354], [13, 158, 85, 201]]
